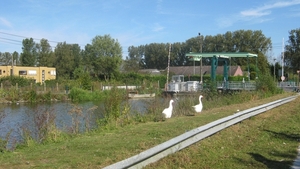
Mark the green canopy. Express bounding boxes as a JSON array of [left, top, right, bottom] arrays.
[[186, 52, 258, 61], [185, 52, 258, 85]]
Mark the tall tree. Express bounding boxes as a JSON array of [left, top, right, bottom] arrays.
[[54, 42, 80, 79], [20, 38, 37, 66], [171, 42, 189, 66], [0, 52, 12, 65], [126, 29, 271, 74], [71, 44, 82, 70], [12, 51, 19, 65], [36, 38, 54, 67], [82, 44, 95, 75], [144, 43, 169, 69], [284, 28, 300, 72], [90, 34, 122, 80], [124, 45, 145, 72]]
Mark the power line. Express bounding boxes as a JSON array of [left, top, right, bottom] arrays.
[[0, 39, 22, 46], [0, 31, 61, 43], [0, 31, 88, 48], [0, 37, 22, 43], [0, 31, 87, 53]]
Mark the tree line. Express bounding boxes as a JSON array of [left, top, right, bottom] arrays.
[[0, 35, 122, 80], [0, 29, 299, 81], [124, 30, 272, 75]]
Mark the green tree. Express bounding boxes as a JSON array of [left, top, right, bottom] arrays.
[[0, 52, 12, 65], [129, 45, 146, 68], [203, 30, 271, 75], [0, 51, 19, 66], [171, 42, 190, 66], [12, 51, 19, 65], [71, 44, 82, 70], [230, 30, 271, 69], [285, 28, 300, 72], [36, 38, 54, 67], [54, 42, 80, 79], [144, 43, 169, 69], [126, 29, 271, 75], [73, 66, 92, 90], [123, 56, 140, 72], [90, 34, 122, 80], [82, 44, 95, 76], [20, 38, 37, 66], [123, 45, 145, 72]]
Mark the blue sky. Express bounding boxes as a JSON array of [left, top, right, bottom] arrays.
[[0, 0, 300, 62]]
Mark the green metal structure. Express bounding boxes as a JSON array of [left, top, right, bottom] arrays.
[[185, 52, 258, 85]]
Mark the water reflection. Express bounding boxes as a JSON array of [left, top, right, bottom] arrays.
[[0, 98, 154, 149]]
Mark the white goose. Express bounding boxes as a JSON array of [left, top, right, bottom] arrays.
[[192, 95, 203, 113], [162, 100, 174, 118]]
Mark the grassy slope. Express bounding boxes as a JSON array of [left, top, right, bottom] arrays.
[[146, 94, 300, 169], [0, 93, 299, 169]]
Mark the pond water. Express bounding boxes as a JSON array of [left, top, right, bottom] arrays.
[[0, 98, 153, 149]]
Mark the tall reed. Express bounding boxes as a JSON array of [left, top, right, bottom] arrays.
[[68, 104, 97, 134]]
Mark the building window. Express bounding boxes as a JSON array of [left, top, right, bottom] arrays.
[[19, 70, 27, 75], [50, 70, 56, 75], [28, 70, 37, 75], [0, 70, 2, 75]]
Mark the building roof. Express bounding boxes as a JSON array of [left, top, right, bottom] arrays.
[[167, 66, 244, 76], [138, 69, 161, 75], [186, 52, 258, 61]]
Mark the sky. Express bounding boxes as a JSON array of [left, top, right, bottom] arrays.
[[0, 0, 300, 63]]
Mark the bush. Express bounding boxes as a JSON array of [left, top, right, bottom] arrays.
[[23, 90, 37, 103], [69, 87, 104, 102], [69, 87, 91, 102], [0, 76, 35, 87], [256, 74, 282, 94]]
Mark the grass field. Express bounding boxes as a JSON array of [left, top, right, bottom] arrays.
[[0, 93, 299, 169]]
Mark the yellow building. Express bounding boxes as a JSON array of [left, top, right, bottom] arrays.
[[0, 66, 56, 83]]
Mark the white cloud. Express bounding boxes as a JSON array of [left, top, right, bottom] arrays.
[[156, 0, 163, 14], [241, 0, 300, 17], [241, 10, 271, 17], [152, 23, 164, 32], [0, 17, 12, 28], [217, 0, 300, 28]]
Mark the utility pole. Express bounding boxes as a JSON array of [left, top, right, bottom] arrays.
[[199, 33, 203, 84], [297, 70, 300, 88], [166, 43, 171, 91], [273, 58, 276, 82], [281, 38, 285, 82], [11, 53, 13, 76]]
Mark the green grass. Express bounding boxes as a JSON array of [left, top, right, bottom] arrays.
[[146, 94, 300, 169], [0, 93, 299, 168]]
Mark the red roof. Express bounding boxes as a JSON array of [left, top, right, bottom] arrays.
[[166, 66, 243, 76]]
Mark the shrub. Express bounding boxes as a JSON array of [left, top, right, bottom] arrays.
[[256, 74, 282, 94], [0, 76, 35, 87], [69, 87, 91, 102], [4, 88, 20, 103], [23, 90, 37, 103]]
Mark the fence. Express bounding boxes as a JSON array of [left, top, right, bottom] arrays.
[[217, 81, 256, 91], [0, 81, 162, 94], [277, 81, 300, 92], [0, 83, 68, 94]]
